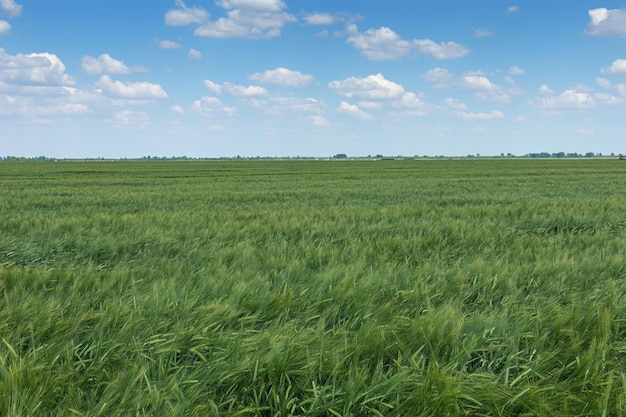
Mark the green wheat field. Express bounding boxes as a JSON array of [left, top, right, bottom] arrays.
[[1, 159, 626, 416]]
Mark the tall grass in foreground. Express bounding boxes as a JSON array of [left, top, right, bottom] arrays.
[[1, 159, 626, 416]]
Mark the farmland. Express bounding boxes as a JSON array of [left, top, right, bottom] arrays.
[[1, 158, 626, 416]]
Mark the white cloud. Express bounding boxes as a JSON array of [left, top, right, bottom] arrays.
[[601, 59, 626, 74], [223, 82, 267, 97], [217, 0, 286, 11], [203, 80, 222, 94], [459, 74, 509, 101], [0, 48, 75, 86], [328, 73, 405, 99], [444, 98, 466, 110], [165, 0, 210, 26], [192, 96, 236, 117], [82, 54, 131, 75], [346, 24, 468, 60], [338, 101, 373, 119], [159, 40, 181, 49], [456, 110, 504, 120], [424, 67, 452, 88], [0, 0, 21, 18], [473, 29, 492, 38], [540, 89, 595, 110], [538, 84, 554, 94], [105, 110, 150, 131], [507, 6, 519, 13], [307, 115, 330, 127], [249, 67, 314, 87], [96, 76, 168, 99], [203, 79, 267, 96], [0, 90, 90, 117], [509, 66, 525, 75], [0, 20, 10, 35], [413, 39, 469, 60], [586, 8, 626, 37], [594, 92, 623, 104], [596, 77, 612, 89], [188, 48, 202, 60], [193, 0, 296, 39], [248, 95, 326, 115], [170, 105, 185, 115], [393, 92, 436, 112], [303, 12, 336, 25], [513, 115, 527, 122], [358, 100, 382, 109], [346, 25, 412, 60], [459, 74, 496, 90]]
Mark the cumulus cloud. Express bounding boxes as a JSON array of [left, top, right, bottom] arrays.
[[509, 66, 525, 75], [249, 67, 314, 87], [538, 84, 554, 94], [456, 110, 504, 120], [158, 40, 181, 49], [96, 75, 168, 99], [594, 92, 623, 104], [601, 59, 626, 74], [0, 89, 90, 118], [203, 80, 222, 94], [82, 54, 132, 75], [444, 98, 467, 110], [170, 104, 185, 115], [346, 24, 468, 60], [540, 89, 595, 110], [303, 12, 337, 25], [338, 101, 373, 119], [165, 0, 210, 26], [192, 0, 295, 39], [105, 110, 150, 131], [391, 92, 437, 115], [307, 115, 330, 127], [188, 48, 202, 60], [203, 79, 268, 96], [459, 74, 495, 90], [217, 0, 286, 11], [346, 25, 411, 60], [424, 67, 453, 88], [596, 77, 612, 89], [357, 100, 382, 110], [0, 20, 10, 35], [507, 6, 519, 13], [586, 8, 626, 37], [328, 73, 405, 99], [223, 82, 267, 97], [248, 95, 326, 115], [413, 39, 469, 60], [0, 0, 22, 18], [459, 73, 509, 101], [0, 48, 75, 86], [192, 96, 237, 117]]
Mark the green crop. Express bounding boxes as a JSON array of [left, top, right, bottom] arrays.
[[1, 159, 625, 416]]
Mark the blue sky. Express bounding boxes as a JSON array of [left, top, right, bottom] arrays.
[[1, 0, 626, 158]]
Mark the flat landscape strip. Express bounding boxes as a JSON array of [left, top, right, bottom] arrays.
[[1, 159, 626, 416]]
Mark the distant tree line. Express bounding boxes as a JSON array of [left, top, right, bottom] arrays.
[[0, 152, 618, 161], [523, 152, 604, 158]]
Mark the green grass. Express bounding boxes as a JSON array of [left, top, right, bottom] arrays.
[[1, 159, 626, 416]]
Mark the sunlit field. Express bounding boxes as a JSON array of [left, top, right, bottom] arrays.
[[1, 159, 626, 416]]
